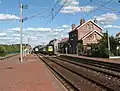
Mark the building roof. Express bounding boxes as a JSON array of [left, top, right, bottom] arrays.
[[60, 38, 69, 43], [69, 19, 103, 33], [81, 30, 103, 40]]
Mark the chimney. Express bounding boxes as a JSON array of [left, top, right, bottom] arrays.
[[94, 18, 97, 23], [80, 18, 85, 25], [72, 24, 76, 30]]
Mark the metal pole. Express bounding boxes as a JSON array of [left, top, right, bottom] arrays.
[[107, 31, 110, 58], [20, 4, 23, 62], [28, 37, 30, 54], [77, 44, 79, 55]]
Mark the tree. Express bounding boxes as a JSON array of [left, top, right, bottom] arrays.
[[77, 40, 83, 55], [0, 46, 7, 57], [87, 32, 118, 58], [97, 33, 109, 57]]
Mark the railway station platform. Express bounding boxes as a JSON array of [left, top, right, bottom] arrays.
[[58, 53, 120, 64], [0, 54, 67, 91]]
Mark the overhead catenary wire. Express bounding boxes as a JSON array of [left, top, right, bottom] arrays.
[[97, 0, 119, 14], [45, 0, 61, 20], [86, 0, 92, 6], [52, 0, 67, 20], [83, 0, 114, 18], [44, 0, 68, 27], [53, 0, 61, 9], [45, 0, 93, 27], [22, 10, 47, 22]]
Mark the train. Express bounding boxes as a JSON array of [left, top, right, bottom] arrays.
[[33, 44, 54, 55]]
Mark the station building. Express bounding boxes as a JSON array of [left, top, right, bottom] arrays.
[[69, 19, 103, 54]]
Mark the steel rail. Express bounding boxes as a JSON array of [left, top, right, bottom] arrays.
[[56, 56, 120, 78], [37, 54, 79, 91], [60, 55, 120, 73], [45, 56, 120, 91]]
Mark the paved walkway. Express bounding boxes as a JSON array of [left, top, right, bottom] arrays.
[[59, 53, 120, 64], [0, 55, 66, 91]]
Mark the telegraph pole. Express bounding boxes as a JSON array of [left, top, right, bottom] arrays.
[[28, 37, 30, 54], [107, 31, 111, 58], [20, 4, 23, 62]]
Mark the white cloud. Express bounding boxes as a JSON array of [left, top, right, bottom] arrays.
[[72, 1, 79, 5], [0, 14, 20, 21], [62, 24, 69, 28], [60, 0, 79, 6], [12, 34, 20, 37], [0, 33, 7, 37], [60, 6, 94, 14], [53, 32, 59, 35], [14, 37, 20, 40], [26, 28, 36, 31], [94, 13, 119, 24], [51, 28, 64, 32], [25, 27, 51, 32], [0, 37, 12, 40], [29, 36, 39, 40], [7, 28, 25, 32], [36, 28, 51, 32], [104, 25, 120, 28], [7, 28, 20, 31], [3, 26, 70, 45], [59, 0, 94, 14]]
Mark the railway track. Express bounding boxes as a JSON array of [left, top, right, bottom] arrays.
[[37, 54, 120, 91], [37, 54, 79, 91], [56, 56, 120, 78], [60, 55, 120, 73]]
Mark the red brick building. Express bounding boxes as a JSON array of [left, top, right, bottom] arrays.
[[69, 19, 103, 54]]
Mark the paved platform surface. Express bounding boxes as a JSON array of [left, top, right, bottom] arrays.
[[59, 53, 120, 64], [0, 55, 66, 91]]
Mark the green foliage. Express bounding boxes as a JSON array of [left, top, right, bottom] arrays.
[[0, 44, 20, 57], [89, 33, 118, 58], [79, 32, 119, 58], [0, 46, 7, 56], [77, 42, 83, 55]]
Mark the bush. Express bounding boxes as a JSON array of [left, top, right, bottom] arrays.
[[0, 46, 7, 57]]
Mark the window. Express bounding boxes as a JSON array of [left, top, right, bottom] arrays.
[[87, 24, 93, 30]]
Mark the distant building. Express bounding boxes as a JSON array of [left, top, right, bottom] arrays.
[[58, 38, 69, 53], [69, 19, 103, 54]]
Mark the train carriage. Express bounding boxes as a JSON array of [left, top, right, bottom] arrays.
[[33, 46, 39, 54], [33, 44, 54, 55]]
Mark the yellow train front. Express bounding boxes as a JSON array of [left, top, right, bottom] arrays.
[[47, 44, 54, 55]]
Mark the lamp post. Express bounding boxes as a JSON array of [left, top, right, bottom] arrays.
[[28, 37, 30, 54], [19, 4, 28, 62], [107, 31, 111, 58], [20, 4, 23, 62]]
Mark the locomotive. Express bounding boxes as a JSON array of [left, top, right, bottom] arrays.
[[33, 44, 54, 55], [47, 44, 54, 55]]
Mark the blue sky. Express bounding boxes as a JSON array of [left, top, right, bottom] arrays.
[[0, 0, 120, 47]]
